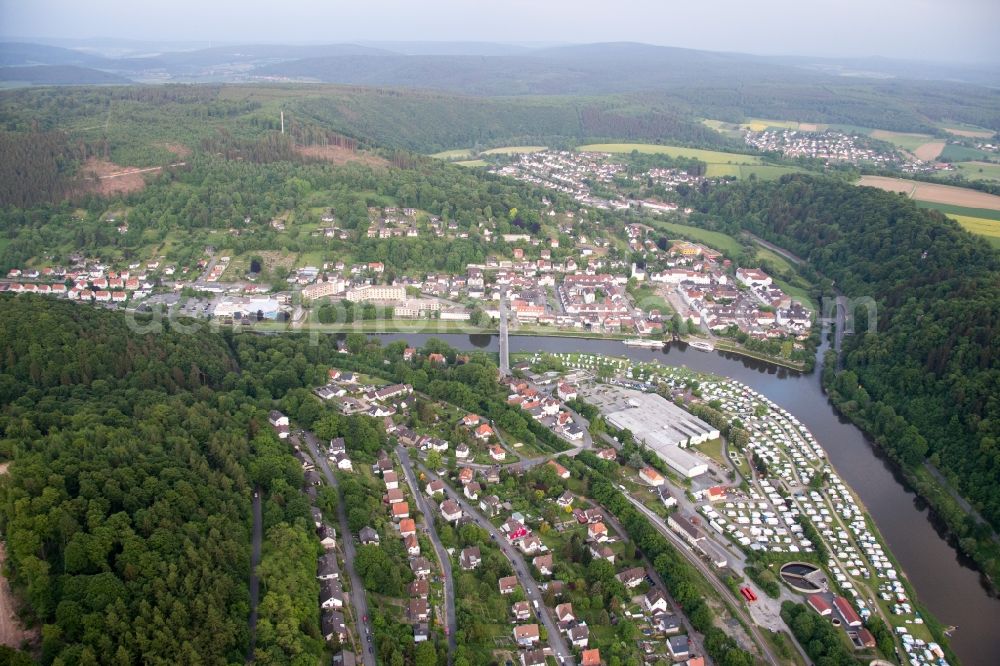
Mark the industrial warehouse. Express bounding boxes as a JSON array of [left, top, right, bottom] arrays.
[[580, 385, 718, 477]]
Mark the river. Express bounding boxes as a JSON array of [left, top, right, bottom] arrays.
[[374, 330, 1000, 665]]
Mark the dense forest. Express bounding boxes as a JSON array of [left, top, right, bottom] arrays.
[[689, 175, 1000, 582], [0, 296, 324, 664]]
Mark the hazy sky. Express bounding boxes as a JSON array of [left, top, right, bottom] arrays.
[[2, 0, 999, 63]]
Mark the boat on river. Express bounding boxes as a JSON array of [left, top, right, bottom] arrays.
[[622, 338, 664, 349], [688, 340, 714, 352]]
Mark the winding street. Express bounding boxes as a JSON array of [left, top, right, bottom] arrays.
[[417, 463, 576, 665], [396, 446, 457, 664], [296, 430, 377, 666]]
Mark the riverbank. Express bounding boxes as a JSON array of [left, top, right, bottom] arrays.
[[256, 319, 812, 370], [820, 350, 1000, 597], [712, 338, 808, 372]]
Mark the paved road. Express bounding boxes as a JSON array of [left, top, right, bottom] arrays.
[[624, 495, 782, 665], [246, 487, 263, 662], [396, 446, 457, 664], [418, 464, 575, 665], [297, 431, 377, 666]]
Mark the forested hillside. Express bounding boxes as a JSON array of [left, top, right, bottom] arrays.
[[691, 175, 1000, 579], [0, 296, 322, 663]]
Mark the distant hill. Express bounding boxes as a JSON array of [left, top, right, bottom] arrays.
[[0, 41, 112, 67], [0, 64, 131, 85]]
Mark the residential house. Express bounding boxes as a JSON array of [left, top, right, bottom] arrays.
[[499, 576, 519, 595], [391, 502, 410, 520], [555, 603, 575, 623], [644, 589, 669, 614], [359, 526, 380, 545], [616, 567, 647, 589], [386, 488, 405, 504], [414, 623, 430, 643], [639, 467, 665, 486], [320, 580, 344, 609], [513, 624, 540, 647], [440, 499, 463, 523], [384, 470, 399, 490], [489, 444, 506, 461], [321, 610, 347, 642], [318, 553, 340, 581], [408, 579, 429, 598], [405, 534, 420, 556], [569, 624, 590, 649], [460, 547, 482, 570], [587, 522, 608, 542], [476, 424, 495, 441], [547, 460, 570, 480], [319, 525, 337, 550], [521, 649, 547, 666], [581, 648, 602, 666], [408, 599, 429, 622], [399, 518, 417, 538], [518, 535, 543, 555], [410, 557, 432, 579], [667, 635, 690, 660], [533, 553, 553, 577], [512, 600, 532, 621], [458, 467, 475, 485], [480, 495, 501, 517], [455, 443, 470, 459], [463, 481, 481, 500], [556, 490, 574, 508]]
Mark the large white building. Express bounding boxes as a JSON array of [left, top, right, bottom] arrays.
[[603, 390, 716, 478], [302, 278, 346, 300], [345, 284, 406, 302]]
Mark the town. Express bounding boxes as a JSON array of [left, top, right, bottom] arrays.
[[252, 331, 946, 666]]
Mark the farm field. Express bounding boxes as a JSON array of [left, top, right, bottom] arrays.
[[577, 142, 763, 164], [955, 161, 1000, 182], [705, 163, 804, 180], [940, 144, 995, 162], [739, 118, 827, 132], [857, 175, 1000, 211], [453, 159, 488, 167], [869, 129, 935, 152], [428, 148, 474, 159], [942, 126, 995, 139], [913, 141, 946, 161], [479, 145, 547, 155], [946, 215, 1000, 248]]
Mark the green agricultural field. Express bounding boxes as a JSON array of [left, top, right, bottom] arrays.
[[705, 163, 742, 178], [947, 215, 1000, 248], [940, 144, 994, 162], [955, 161, 1000, 182], [453, 159, 488, 167], [737, 164, 804, 180], [868, 130, 934, 152], [648, 220, 743, 255], [915, 202, 1000, 222], [577, 143, 763, 164], [429, 148, 474, 159], [479, 145, 547, 155]]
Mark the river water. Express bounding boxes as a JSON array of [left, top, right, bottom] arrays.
[[375, 331, 1000, 664]]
